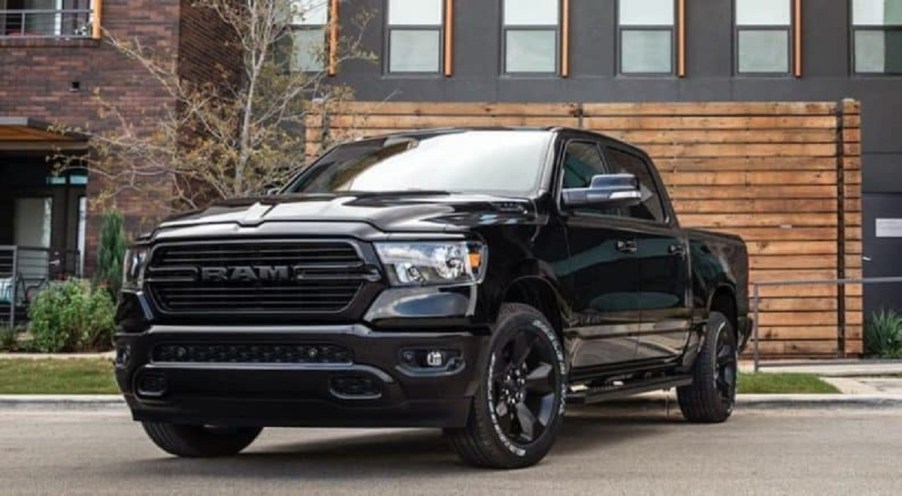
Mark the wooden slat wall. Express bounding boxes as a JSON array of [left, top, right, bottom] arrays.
[[305, 101, 863, 358], [842, 99, 863, 356]]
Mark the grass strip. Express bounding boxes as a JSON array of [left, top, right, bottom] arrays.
[[738, 372, 840, 395], [0, 359, 118, 395]]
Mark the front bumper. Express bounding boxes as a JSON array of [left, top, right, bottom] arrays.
[[115, 324, 488, 429]]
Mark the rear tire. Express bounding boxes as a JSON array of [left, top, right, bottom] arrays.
[[142, 422, 262, 458], [677, 311, 738, 423], [446, 303, 567, 469]]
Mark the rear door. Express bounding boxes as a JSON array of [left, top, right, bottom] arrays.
[[602, 144, 692, 362], [559, 139, 641, 368]]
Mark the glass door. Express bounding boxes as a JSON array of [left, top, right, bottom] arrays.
[[14, 197, 52, 284]]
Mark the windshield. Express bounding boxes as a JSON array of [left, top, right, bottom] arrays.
[[285, 130, 553, 196]]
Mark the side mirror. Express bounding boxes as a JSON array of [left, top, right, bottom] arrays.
[[263, 187, 281, 197], [561, 174, 642, 209]]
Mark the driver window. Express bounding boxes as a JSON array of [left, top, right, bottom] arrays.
[[562, 141, 607, 189], [561, 141, 616, 216]]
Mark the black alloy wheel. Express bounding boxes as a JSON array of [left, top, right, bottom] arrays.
[[677, 311, 738, 423], [489, 329, 560, 446], [713, 321, 738, 411], [446, 303, 567, 469]]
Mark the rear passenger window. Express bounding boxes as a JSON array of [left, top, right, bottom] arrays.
[[605, 147, 667, 223]]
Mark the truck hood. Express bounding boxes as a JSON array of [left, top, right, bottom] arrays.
[[155, 193, 539, 234]]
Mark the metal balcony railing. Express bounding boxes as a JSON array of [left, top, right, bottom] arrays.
[[1, 246, 83, 329], [1, 8, 94, 39]]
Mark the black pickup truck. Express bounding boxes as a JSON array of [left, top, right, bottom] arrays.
[[115, 128, 751, 469]]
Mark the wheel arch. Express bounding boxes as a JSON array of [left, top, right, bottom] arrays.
[[708, 285, 738, 334], [501, 276, 567, 342]]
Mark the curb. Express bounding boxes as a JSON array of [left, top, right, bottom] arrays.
[[596, 393, 902, 411], [0, 395, 126, 410], [0, 353, 115, 361], [3, 394, 902, 411]]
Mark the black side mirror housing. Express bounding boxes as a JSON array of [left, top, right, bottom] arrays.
[[561, 174, 642, 209]]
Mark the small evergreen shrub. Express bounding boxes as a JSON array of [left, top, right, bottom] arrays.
[[95, 211, 127, 296], [28, 280, 117, 353], [865, 309, 902, 359]]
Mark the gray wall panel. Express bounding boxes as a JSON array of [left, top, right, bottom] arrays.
[[338, 0, 902, 192]]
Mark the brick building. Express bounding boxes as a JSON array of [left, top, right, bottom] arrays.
[[0, 0, 230, 285]]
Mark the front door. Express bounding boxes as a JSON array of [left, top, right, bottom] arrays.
[[559, 140, 641, 369], [603, 145, 692, 361]]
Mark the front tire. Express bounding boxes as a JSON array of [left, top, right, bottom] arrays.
[[142, 422, 262, 458], [446, 303, 567, 469], [677, 311, 738, 423]]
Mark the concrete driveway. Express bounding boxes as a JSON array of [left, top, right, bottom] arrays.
[[1, 406, 900, 495]]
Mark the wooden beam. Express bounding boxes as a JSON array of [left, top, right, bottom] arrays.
[[678, 0, 686, 77], [794, 0, 802, 77], [444, 0, 454, 77], [328, 0, 340, 76], [561, 0, 570, 77], [91, 0, 103, 40]]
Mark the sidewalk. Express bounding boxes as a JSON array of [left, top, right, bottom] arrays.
[[740, 359, 902, 377], [740, 359, 902, 396]]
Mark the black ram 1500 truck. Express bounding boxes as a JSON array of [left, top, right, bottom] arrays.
[[115, 128, 751, 469]]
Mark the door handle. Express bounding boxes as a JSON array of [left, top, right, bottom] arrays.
[[668, 243, 686, 255], [615, 240, 638, 254]]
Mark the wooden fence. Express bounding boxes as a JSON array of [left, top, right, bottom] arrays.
[[306, 101, 863, 358]]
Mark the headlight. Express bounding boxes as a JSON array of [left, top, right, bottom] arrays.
[[375, 241, 487, 287], [122, 247, 149, 291]]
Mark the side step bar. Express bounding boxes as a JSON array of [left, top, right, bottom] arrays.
[[567, 375, 693, 405]]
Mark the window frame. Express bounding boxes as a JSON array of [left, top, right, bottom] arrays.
[[601, 142, 672, 226], [616, 0, 677, 76], [556, 138, 620, 218], [733, 0, 795, 76], [1, 0, 94, 39], [501, 0, 561, 76], [288, 0, 329, 73], [851, 0, 902, 75], [384, 0, 445, 76]]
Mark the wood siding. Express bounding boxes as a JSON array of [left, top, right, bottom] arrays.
[[305, 101, 863, 358]]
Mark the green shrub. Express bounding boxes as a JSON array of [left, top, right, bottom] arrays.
[[28, 280, 117, 353], [95, 211, 127, 296], [0, 326, 16, 352], [865, 309, 902, 359]]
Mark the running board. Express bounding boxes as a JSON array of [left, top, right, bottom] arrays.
[[567, 375, 693, 405]]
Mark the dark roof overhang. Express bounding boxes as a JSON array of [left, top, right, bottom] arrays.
[[0, 117, 89, 152]]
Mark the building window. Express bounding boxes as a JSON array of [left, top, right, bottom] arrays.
[[1, 0, 93, 38], [289, 0, 328, 72], [386, 0, 443, 74], [735, 0, 792, 74], [503, 0, 559, 74], [618, 0, 675, 74], [853, 0, 902, 74]]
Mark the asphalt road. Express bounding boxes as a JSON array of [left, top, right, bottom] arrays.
[[1, 406, 901, 495]]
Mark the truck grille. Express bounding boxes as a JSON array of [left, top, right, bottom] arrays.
[[152, 343, 352, 364], [145, 240, 375, 316]]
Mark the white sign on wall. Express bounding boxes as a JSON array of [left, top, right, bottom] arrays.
[[876, 219, 902, 238]]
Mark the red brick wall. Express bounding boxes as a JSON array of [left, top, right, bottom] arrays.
[[178, 0, 241, 87], [0, 0, 238, 276]]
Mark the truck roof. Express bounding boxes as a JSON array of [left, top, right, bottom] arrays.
[[355, 126, 614, 142]]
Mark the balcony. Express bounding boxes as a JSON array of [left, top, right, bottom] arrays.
[[1, 4, 99, 40]]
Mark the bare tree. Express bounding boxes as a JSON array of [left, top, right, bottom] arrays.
[[61, 0, 372, 211]]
